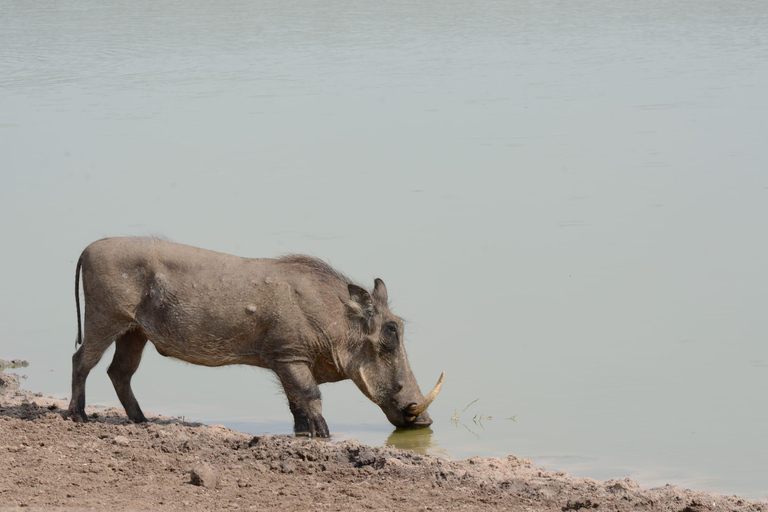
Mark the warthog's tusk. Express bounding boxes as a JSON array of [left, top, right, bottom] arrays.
[[358, 368, 374, 400], [407, 372, 445, 416]]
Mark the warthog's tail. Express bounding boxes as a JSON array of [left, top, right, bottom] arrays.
[[74, 253, 84, 348]]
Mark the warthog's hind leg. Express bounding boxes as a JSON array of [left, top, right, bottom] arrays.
[[276, 363, 330, 438], [68, 328, 115, 423], [107, 329, 148, 423]]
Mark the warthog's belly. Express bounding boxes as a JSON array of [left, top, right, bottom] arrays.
[[150, 337, 265, 367]]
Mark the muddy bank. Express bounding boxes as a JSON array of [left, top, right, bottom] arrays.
[[0, 363, 765, 511]]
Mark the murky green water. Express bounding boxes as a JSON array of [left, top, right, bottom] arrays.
[[2, 0, 767, 500]]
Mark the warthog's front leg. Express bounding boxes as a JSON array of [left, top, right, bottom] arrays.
[[275, 363, 330, 438]]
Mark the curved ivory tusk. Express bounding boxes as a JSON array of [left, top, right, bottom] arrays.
[[407, 372, 445, 416], [358, 368, 374, 400]]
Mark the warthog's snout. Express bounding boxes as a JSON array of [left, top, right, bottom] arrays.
[[388, 371, 444, 429], [384, 405, 433, 429], [404, 408, 433, 428]]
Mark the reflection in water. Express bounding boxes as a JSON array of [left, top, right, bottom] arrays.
[[385, 427, 444, 456], [450, 398, 511, 438], [451, 417, 483, 438]]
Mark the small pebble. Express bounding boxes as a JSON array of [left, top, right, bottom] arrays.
[[190, 462, 220, 489], [113, 436, 130, 447]]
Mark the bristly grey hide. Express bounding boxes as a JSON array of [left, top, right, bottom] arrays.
[[68, 237, 441, 437]]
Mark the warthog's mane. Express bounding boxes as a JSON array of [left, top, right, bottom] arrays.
[[278, 254, 356, 287]]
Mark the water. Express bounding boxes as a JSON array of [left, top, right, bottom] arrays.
[[2, 0, 767, 500]]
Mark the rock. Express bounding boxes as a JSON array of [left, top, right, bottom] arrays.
[[190, 462, 220, 489], [358, 449, 376, 466], [606, 478, 640, 493], [0, 373, 20, 392], [113, 436, 131, 447], [280, 461, 295, 474], [0, 359, 29, 369]]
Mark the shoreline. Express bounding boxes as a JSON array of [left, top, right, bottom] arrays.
[[1, 360, 765, 511]]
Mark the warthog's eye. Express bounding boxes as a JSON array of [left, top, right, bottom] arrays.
[[381, 322, 399, 351]]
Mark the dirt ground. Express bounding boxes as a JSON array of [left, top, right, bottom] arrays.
[[1, 361, 765, 511]]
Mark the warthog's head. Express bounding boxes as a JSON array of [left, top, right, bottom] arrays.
[[344, 279, 444, 429]]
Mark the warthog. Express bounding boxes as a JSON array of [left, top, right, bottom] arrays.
[[67, 237, 443, 437]]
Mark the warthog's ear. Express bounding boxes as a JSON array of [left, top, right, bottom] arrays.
[[347, 284, 374, 327], [372, 278, 388, 305]]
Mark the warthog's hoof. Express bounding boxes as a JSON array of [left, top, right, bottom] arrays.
[[68, 410, 89, 423], [293, 416, 330, 439], [126, 412, 148, 424]]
